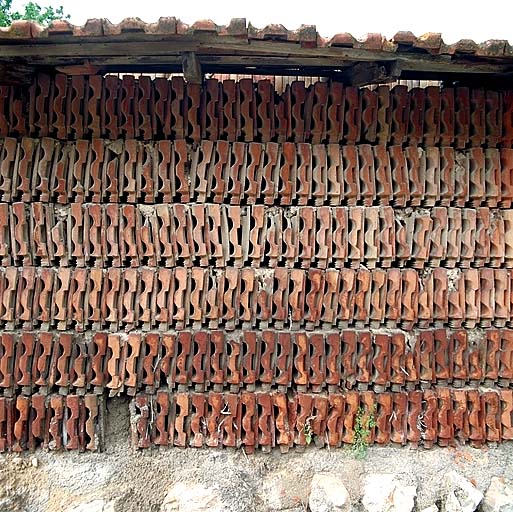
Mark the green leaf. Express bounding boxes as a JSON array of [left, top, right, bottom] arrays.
[[0, 1, 69, 27], [351, 405, 376, 460]]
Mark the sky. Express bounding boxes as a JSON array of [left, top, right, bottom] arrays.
[[10, 0, 513, 44]]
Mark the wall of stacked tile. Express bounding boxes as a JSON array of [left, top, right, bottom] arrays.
[[0, 73, 513, 454]]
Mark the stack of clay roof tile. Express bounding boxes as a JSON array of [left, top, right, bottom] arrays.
[[2, 75, 512, 145], [2, 72, 513, 453]]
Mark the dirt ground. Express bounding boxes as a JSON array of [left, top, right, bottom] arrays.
[[2, 397, 513, 512]]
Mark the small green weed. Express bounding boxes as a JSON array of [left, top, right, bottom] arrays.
[[303, 415, 316, 445], [352, 405, 376, 459]]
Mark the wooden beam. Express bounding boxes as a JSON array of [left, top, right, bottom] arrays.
[[0, 38, 401, 61], [337, 61, 401, 86], [181, 51, 202, 84]]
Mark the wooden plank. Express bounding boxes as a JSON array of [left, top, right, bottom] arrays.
[[0, 38, 509, 75], [0, 38, 397, 60]]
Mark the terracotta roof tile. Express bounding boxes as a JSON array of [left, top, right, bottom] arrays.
[[475, 39, 507, 56], [359, 33, 385, 51], [327, 33, 358, 48], [248, 23, 290, 40], [47, 19, 75, 35], [221, 18, 247, 37], [190, 20, 220, 34], [413, 33, 443, 53], [392, 31, 418, 46], [448, 39, 480, 54], [79, 18, 104, 37], [0, 20, 35, 38], [151, 17, 178, 35]]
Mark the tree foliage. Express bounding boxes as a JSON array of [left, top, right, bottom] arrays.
[[0, 0, 69, 27]]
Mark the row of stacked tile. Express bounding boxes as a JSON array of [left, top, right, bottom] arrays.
[[1, 138, 513, 207], [0, 204, 510, 268], [1, 74, 513, 453], [0, 74, 511, 146], [2, 388, 511, 453], [0, 329, 511, 396], [0, 267, 510, 330]]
